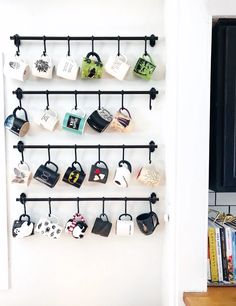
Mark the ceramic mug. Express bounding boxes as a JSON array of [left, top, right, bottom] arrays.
[[136, 211, 159, 235], [12, 214, 34, 238], [81, 52, 104, 79], [105, 54, 130, 80], [34, 161, 60, 188], [87, 108, 113, 133], [113, 160, 132, 188], [11, 162, 32, 187], [35, 109, 59, 131], [133, 53, 156, 80], [32, 54, 54, 79], [4, 55, 30, 81], [91, 214, 112, 237], [116, 214, 134, 236], [136, 165, 161, 186], [4, 107, 30, 137], [109, 108, 133, 132], [65, 213, 88, 239], [56, 55, 79, 80], [88, 161, 109, 184], [62, 109, 87, 135], [36, 215, 62, 239], [62, 161, 86, 188]]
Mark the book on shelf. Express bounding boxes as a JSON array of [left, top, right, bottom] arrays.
[[208, 216, 236, 285]]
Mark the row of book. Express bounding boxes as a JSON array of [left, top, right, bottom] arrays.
[[208, 210, 236, 284]]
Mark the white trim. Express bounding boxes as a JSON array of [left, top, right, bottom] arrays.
[[0, 52, 9, 290]]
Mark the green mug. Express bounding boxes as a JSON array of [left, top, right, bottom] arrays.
[[133, 53, 156, 80], [81, 52, 104, 79], [62, 109, 87, 135]]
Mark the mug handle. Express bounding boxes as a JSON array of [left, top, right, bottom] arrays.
[[118, 107, 132, 119], [117, 53, 128, 63], [86, 51, 101, 63], [19, 214, 31, 225], [44, 161, 59, 173], [71, 108, 86, 118], [99, 213, 109, 221], [71, 161, 84, 172], [151, 211, 159, 230], [13, 107, 29, 122], [118, 160, 132, 173], [95, 160, 108, 170], [142, 52, 153, 64], [18, 161, 30, 171], [119, 213, 132, 221]]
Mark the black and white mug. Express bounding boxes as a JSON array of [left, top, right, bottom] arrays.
[[62, 162, 86, 188], [34, 161, 60, 188], [113, 160, 132, 188], [136, 211, 159, 235], [87, 108, 113, 133], [4, 107, 30, 137], [89, 161, 109, 184], [12, 214, 34, 238]]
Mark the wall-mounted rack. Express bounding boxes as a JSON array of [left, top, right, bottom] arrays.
[[13, 87, 158, 110], [11, 34, 158, 46], [14, 141, 158, 164], [17, 192, 159, 204]]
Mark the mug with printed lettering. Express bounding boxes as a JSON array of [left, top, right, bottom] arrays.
[[57, 55, 79, 80], [35, 109, 59, 131], [105, 54, 130, 80]]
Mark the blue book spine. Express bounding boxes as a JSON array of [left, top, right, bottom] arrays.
[[232, 232, 236, 281]]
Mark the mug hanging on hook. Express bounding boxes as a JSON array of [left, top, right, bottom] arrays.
[[34, 92, 59, 132], [109, 91, 133, 133], [81, 36, 104, 79], [89, 145, 109, 184], [136, 198, 159, 235], [113, 149, 132, 188], [116, 198, 134, 236], [87, 92, 113, 133], [133, 36, 156, 80], [62, 93, 87, 135], [56, 36, 79, 80], [105, 35, 130, 80], [32, 36, 54, 79], [92, 198, 112, 237]]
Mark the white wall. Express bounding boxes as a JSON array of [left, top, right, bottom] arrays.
[[0, 1, 167, 306]]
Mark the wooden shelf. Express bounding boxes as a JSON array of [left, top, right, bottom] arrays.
[[184, 287, 236, 306]]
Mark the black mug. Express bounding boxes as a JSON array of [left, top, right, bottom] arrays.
[[34, 161, 60, 188], [12, 214, 34, 238], [63, 161, 86, 188], [136, 211, 159, 235], [91, 214, 112, 237], [4, 107, 30, 137], [89, 161, 109, 184], [87, 108, 113, 133]]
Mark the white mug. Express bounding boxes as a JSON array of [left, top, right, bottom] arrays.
[[11, 162, 32, 187], [137, 165, 161, 187], [35, 109, 59, 131], [56, 56, 79, 80], [113, 160, 132, 188], [35, 216, 62, 239], [105, 54, 130, 80], [32, 54, 54, 79], [116, 215, 134, 236], [4, 55, 30, 81]]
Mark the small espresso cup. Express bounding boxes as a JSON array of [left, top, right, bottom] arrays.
[[92, 214, 112, 237], [34, 161, 60, 188], [11, 162, 32, 187], [12, 214, 34, 238], [4, 55, 30, 81], [36, 215, 62, 239], [88, 161, 109, 184], [35, 109, 59, 131], [4, 107, 30, 137], [81, 52, 104, 79], [56, 55, 79, 80], [113, 160, 132, 188], [32, 54, 54, 79], [105, 54, 130, 80], [87, 108, 113, 133], [109, 108, 133, 132], [136, 211, 159, 235], [137, 165, 161, 187], [133, 53, 156, 80], [116, 214, 134, 236], [62, 109, 87, 135], [62, 161, 86, 188]]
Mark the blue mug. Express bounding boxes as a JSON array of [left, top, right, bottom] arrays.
[[62, 109, 87, 135]]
